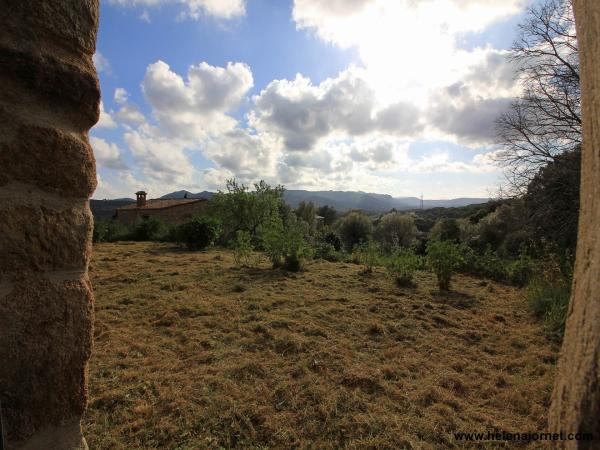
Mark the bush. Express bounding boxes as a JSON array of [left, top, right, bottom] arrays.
[[314, 242, 343, 262], [411, 236, 428, 256], [174, 216, 222, 250], [478, 247, 509, 282], [374, 212, 417, 251], [232, 230, 256, 267], [456, 218, 479, 244], [132, 216, 168, 241], [429, 218, 461, 243], [506, 252, 535, 286], [477, 202, 527, 252], [353, 240, 381, 274], [500, 230, 533, 258], [93, 219, 131, 242], [338, 211, 373, 251], [426, 240, 463, 291], [386, 249, 422, 287], [320, 229, 343, 251], [526, 276, 571, 341], [260, 218, 312, 271]]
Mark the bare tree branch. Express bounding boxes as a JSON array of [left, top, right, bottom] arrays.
[[495, 0, 580, 195]]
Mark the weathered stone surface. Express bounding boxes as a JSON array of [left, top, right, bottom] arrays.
[[0, 49, 99, 130], [0, 1, 99, 448], [0, 110, 97, 197], [0, 277, 94, 444], [0, 1, 99, 58], [0, 202, 92, 275], [549, 2, 600, 448], [0, 0, 100, 131]]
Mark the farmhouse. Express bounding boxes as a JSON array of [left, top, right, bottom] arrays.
[[115, 191, 209, 226]]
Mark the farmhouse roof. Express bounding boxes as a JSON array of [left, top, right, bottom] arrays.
[[116, 198, 207, 211]]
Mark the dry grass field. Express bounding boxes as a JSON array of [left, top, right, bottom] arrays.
[[84, 242, 558, 449]]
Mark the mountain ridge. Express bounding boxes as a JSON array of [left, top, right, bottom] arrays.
[[91, 189, 489, 219]]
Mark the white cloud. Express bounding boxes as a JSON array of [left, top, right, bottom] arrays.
[[124, 127, 196, 186], [95, 101, 117, 129], [107, 0, 245, 20], [116, 105, 147, 126], [114, 88, 130, 105], [141, 60, 253, 141], [91, 137, 128, 170], [292, 0, 525, 106], [203, 129, 280, 181], [112, 88, 147, 126], [202, 167, 234, 190], [250, 68, 423, 151], [93, 52, 111, 73]]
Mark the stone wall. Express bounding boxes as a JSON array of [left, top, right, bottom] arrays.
[[116, 201, 210, 226], [0, 1, 99, 449], [548, 1, 600, 448]]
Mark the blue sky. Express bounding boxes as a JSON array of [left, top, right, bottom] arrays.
[[91, 0, 536, 199]]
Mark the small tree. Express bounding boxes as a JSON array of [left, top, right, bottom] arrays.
[[354, 240, 380, 274], [210, 179, 284, 240], [260, 216, 312, 271], [426, 240, 464, 291], [338, 211, 373, 251], [232, 230, 256, 267], [295, 201, 317, 232]]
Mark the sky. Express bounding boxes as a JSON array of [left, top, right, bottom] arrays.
[[91, 0, 537, 200]]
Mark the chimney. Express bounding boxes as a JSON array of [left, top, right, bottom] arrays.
[[135, 190, 147, 207]]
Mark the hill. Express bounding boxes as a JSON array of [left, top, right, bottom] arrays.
[[282, 190, 489, 212], [159, 190, 214, 200], [90, 190, 489, 219], [90, 199, 135, 219]]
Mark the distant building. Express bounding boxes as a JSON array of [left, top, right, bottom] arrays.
[[115, 191, 209, 226]]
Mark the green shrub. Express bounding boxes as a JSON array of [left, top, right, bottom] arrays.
[[506, 253, 535, 286], [232, 230, 256, 267], [411, 236, 429, 256], [429, 218, 461, 243], [314, 242, 343, 262], [500, 230, 533, 258], [526, 276, 571, 341], [478, 247, 509, 282], [260, 218, 312, 271], [353, 240, 381, 274], [320, 229, 343, 251], [132, 217, 168, 241], [386, 249, 422, 287], [426, 240, 464, 291], [93, 219, 131, 242], [338, 211, 373, 251], [174, 216, 222, 250]]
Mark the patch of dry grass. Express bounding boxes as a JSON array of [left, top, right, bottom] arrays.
[[84, 242, 557, 449]]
